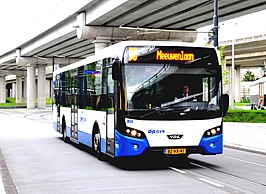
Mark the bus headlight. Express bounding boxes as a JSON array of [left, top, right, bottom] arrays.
[[125, 127, 146, 139], [203, 126, 222, 137]]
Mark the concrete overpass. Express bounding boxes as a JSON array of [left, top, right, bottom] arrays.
[[1, 0, 266, 108], [220, 34, 266, 103]]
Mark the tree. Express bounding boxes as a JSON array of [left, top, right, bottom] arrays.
[[242, 70, 255, 82], [219, 46, 230, 84]]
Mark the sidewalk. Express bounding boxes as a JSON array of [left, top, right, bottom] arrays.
[[223, 122, 266, 155]]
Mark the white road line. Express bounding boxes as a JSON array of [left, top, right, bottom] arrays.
[[224, 156, 266, 168], [0, 173, 6, 194], [189, 162, 210, 169], [169, 167, 187, 174], [198, 177, 224, 188]]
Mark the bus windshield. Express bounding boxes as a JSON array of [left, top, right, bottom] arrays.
[[123, 62, 222, 120]]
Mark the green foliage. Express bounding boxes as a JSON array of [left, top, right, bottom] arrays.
[[0, 103, 26, 107], [242, 70, 255, 82], [234, 103, 247, 107], [240, 99, 250, 103], [6, 97, 16, 103], [86, 62, 97, 93], [224, 109, 266, 123], [219, 46, 230, 84], [1, 98, 52, 107], [46, 98, 52, 104]]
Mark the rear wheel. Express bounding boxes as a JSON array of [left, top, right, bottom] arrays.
[[93, 129, 104, 160], [62, 118, 69, 143]]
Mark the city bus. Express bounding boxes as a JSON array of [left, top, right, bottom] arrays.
[[53, 41, 229, 160]]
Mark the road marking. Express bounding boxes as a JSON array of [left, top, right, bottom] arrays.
[[189, 162, 209, 169], [224, 156, 266, 168], [0, 173, 6, 194], [169, 167, 187, 174], [198, 177, 224, 188]]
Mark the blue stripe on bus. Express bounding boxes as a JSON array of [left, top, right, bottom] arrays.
[[77, 131, 107, 154], [115, 130, 149, 157], [53, 122, 57, 131], [78, 131, 92, 147], [53, 122, 107, 154], [199, 134, 223, 154]]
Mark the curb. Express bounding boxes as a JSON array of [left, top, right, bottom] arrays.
[[0, 106, 27, 109], [224, 143, 266, 155]]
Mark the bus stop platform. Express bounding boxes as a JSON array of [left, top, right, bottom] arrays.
[[223, 122, 266, 155]]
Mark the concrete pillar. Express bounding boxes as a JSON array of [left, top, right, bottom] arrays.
[[0, 76, 5, 103], [16, 75, 23, 103], [37, 64, 46, 109], [228, 65, 233, 106], [94, 37, 111, 54], [235, 66, 241, 102], [12, 83, 16, 97], [23, 73, 27, 103], [27, 64, 36, 109]]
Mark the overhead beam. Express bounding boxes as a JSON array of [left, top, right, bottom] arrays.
[[0, 70, 26, 76], [76, 12, 197, 42], [16, 49, 81, 65]]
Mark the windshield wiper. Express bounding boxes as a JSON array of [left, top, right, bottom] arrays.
[[139, 105, 191, 119], [139, 107, 161, 119], [161, 92, 204, 108]]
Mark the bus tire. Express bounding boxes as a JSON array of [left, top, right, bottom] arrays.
[[62, 116, 69, 143], [92, 127, 104, 161]]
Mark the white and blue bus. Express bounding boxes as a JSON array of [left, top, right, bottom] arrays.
[[53, 41, 229, 159]]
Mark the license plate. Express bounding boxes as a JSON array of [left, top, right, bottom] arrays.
[[164, 148, 186, 155]]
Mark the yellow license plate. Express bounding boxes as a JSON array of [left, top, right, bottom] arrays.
[[164, 148, 186, 155]]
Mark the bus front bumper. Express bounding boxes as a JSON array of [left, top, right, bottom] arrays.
[[114, 130, 223, 157]]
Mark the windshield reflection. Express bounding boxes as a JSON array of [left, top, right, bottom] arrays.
[[123, 63, 222, 120]]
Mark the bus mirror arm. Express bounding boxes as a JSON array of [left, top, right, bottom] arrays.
[[221, 94, 229, 117], [112, 58, 122, 81]]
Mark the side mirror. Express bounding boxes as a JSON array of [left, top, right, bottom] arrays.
[[221, 94, 229, 117], [112, 58, 122, 81]]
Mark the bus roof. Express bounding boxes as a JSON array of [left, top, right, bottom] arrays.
[[53, 40, 217, 75]]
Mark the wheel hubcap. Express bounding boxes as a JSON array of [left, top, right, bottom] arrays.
[[94, 133, 100, 152]]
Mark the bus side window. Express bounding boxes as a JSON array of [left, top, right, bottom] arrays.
[[96, 94, 107, 110], [108, 95, 114, 109]]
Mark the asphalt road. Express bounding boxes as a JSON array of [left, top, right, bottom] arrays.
[[0, 109, 265, 194]]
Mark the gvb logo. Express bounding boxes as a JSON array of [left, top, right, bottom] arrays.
[[148, 129, 165, 134], [127, 119, 133, 123]]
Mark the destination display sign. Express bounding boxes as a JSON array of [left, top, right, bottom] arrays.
[[124, 46, 217, 65], [156, 50, 194, 61]]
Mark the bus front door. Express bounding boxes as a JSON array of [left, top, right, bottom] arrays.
[[106, 66, 115, 157]]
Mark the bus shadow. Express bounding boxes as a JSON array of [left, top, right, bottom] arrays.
[[109, 155, 191, 171], [56, 137, 220, 171], [169, 157, 221, 171]]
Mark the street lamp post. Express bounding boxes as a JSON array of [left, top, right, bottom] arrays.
[[213, 0, 219, 48], [231, 23, 237, 109], [231, 38, 235, 109]]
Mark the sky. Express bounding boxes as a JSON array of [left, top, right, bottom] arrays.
[[196, 9, 266, 44], [0, 1, 265, 55], [0, 0, 90, 55], [0, 0, 65, 54]]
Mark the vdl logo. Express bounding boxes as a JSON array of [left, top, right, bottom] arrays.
[[167, 134, 183, 140], [148, 129, 165, 134]]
